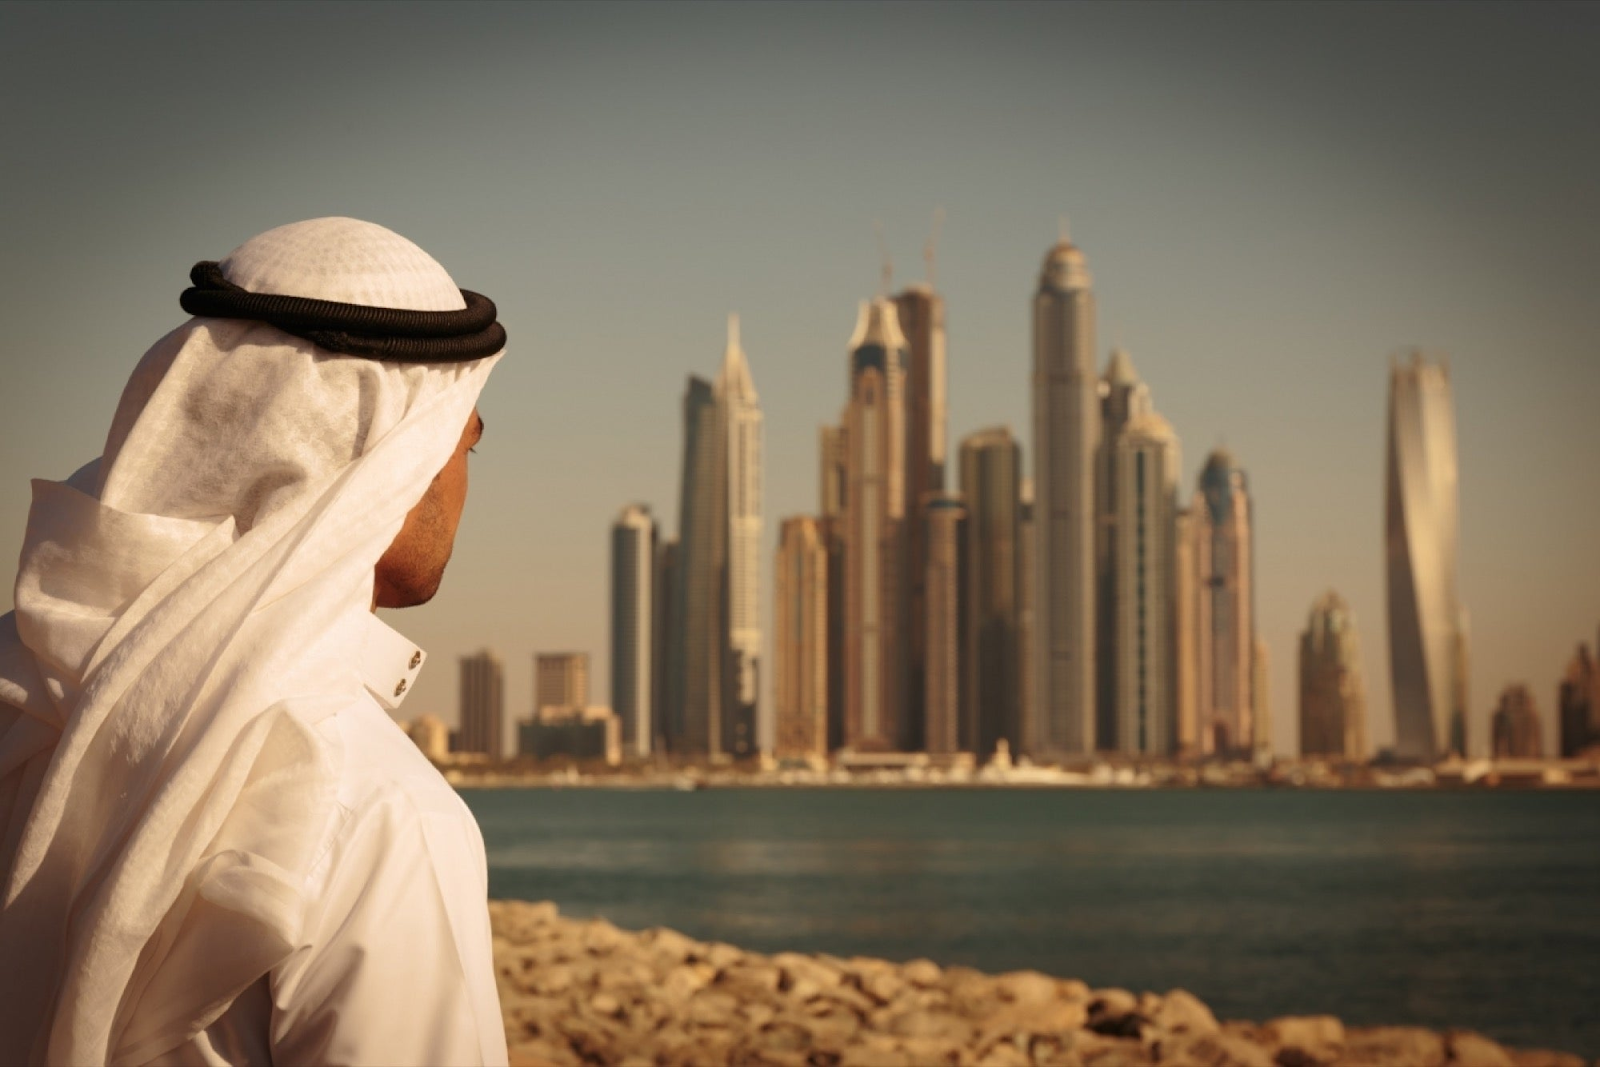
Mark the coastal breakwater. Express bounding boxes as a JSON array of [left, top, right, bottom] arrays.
[[490, 901, 1584, 1067]]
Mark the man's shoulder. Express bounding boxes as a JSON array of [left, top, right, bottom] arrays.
[[325, 695, 479, 835]]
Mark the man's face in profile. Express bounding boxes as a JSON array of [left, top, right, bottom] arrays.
[[373, 408, 484, 609]]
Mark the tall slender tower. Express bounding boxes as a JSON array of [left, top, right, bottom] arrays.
[[1173, 505, 1199, 754], [1385, 350, 1469, 760], [653, 537, 679, 754], [458, 649, 505, 758], [820, 423, 848, 752], [717, 313, 763, 758], [1111, 412, 1181, 755], [1096, 347, 1153, 749], [895, 283, 948, 751], [959, 427, 1023, 757], [610, 504, 656, 758], [844, 298, 909, 751], [674, 376, 721, 755], [1298, 591, 1369, 760], [923, 494, 966, 755], [1193, 448, 1256, 754], [774, 516, 829, 761], [1031, 229, 1099, 759]]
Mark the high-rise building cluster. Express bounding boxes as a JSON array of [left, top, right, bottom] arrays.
[[770, 228, 1268, 763], [601, 315, 765, 761], [440, 223, 1513, 772]]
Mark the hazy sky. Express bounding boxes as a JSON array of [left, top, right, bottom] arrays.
[[2, 2, 1596, 756]]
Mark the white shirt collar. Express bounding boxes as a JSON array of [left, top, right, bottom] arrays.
[[358, 613, 426, 712]]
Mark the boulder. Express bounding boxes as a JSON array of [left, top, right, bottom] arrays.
[[1262, 1016, 1344, 1052], [1335, 1026, 1447, 1066], [1157, 1031, 1274, 1067], [1508, 1050, 1586, 1067], [996, 969, 1059, 1006], [1148, 989, 1219, 1035], [1445, 1031, 1516, 1067], [1089, 988, 1139, 1018], [901, 958, 943, 987]]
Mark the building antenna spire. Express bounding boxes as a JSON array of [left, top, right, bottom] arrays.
[[1059, 214, 1070, 244], [728, 311, 740, 351], [924, 206, 946, 290], [873, 218, 893, 297]]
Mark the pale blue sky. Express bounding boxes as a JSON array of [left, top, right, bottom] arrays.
[[2, 2, 1596, 755]]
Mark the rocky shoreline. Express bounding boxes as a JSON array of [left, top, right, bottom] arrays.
[[490, 901, 1585, 1067]]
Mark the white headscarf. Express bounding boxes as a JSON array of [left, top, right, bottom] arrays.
[[0, 218, 502, 1063]]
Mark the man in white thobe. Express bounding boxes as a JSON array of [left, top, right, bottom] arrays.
[[0, 217, 512, 1066]]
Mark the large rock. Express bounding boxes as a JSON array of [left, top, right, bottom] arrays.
[[1156, 1031, 1274, 1067], [1148, 989, 1220, 1035], [1446, 1031, 1516, 1067], [1334, 1026, 1447, 1066], [1262, 1015, 1345, 1052]]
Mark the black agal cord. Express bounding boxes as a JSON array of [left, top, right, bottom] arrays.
[[180, 261, 505, 362]]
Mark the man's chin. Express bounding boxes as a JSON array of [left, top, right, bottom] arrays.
[[373, 571, 445, 610]]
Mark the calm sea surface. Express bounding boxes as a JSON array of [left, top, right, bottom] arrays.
[[462, 788, 1600, 1057]]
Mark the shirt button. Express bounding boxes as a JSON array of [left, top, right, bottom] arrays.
[[394, 678, 408, 698], [410, 651, 422, 669]]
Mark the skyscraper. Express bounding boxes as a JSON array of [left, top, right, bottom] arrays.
[[1173, 505, 1199, 754], [535, 652, 589, 714], [1193, 448, 1256, 754], [1491, 684, 1542, 759], [610, 504, 656, 759], [1031, 231, 1099, 759], [717, 313, 764, 759], [674, 375, 721, 755], [458, 649, 505, 759], [844, 297, 909, 751], [959, 427, 1023, 757], [774, 516, 829, 761], [1385, 350, 1469, 760], [1298, 591, 1369, 761], [895, 283, 947, 752], [653, 537, 679, 754], [1096, 347, 1153, 749], [923, 494, 966, 755], [1558, 642, 1598, 758], [1018, 478, 1035, 758], [1110, 411, 1181, 756], [820, 423, 848, 753]]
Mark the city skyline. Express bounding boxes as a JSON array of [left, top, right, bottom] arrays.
[[2, 4, 1596, 758]]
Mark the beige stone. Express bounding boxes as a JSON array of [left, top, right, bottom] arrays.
[[639, 926, 701, 966], [687, 990, 742, 1028], [1508, 1049, 1586, 1067], [1334, 1026, 1447, 1067], [718, 959, 784, 1000], [804, 1008, 864, 1050], [1156, 1031, 1272, 1067], [975, 1037, 1033, 1067], [901, 958, 943, 987], [885, 1008, 976, 1046], [1089, 988, 1139, 1017], [996, 969, 1059, 1006], [1446, 1031, 1516, 1067], [660, 962, 715, 1002], [577, 918, 627, 955], [1148, 988, 1219, 1035], [706, 941, 744, 969], [528, 963, 575, 996], [1262, 1015, 1344, 1051], [506, 1036, 577, 1067]]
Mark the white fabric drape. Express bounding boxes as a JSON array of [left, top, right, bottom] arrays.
[[0, 218, 501, 1064]]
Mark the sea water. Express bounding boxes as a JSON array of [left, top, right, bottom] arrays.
[[463, 787, 1600, 1057]]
